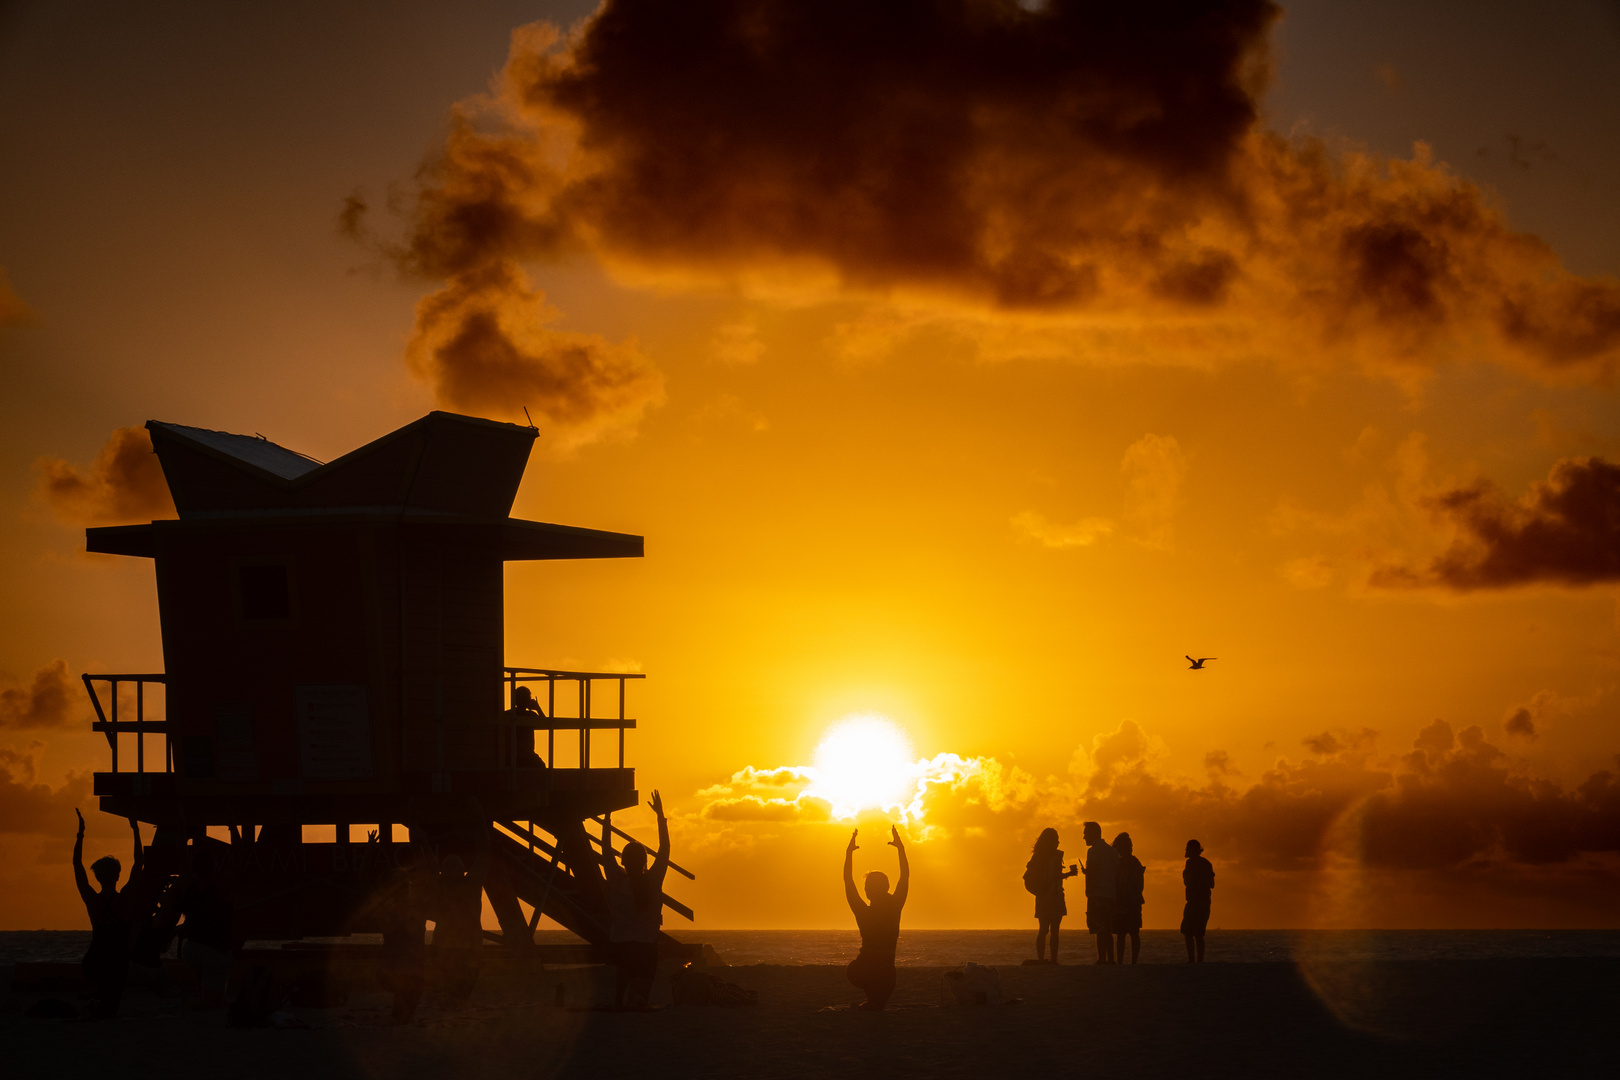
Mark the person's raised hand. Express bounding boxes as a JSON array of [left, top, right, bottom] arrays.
[[888, 825, 905, 849], [649, 789, 664, 819], [846, 829, 859, 854], [75, 808, 85, 836]]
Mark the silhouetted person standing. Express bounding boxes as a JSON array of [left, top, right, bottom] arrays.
[[1181, 839, 1215, 963], [603, 789, 671, 1009], [1024, 828, 1077, 963], [843, 826, 909, 1009], [72, 809, 143, 1018], [431, 827, 490, 1007], [1080, 821, 1117, 964], [1112, 832, 1144, 965]]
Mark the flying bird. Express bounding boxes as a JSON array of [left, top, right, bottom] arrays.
[[1186, 656, 1216, 670]]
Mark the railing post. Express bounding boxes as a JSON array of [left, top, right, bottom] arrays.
[[136, 680, 144, 774], [618, 676, 626, 768], [110, 678, 119, 773]]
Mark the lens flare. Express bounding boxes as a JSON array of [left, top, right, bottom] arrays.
[[806, 715, 916, 818]]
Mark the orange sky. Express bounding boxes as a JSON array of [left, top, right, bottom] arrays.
[[3, 0, 1620, 932]]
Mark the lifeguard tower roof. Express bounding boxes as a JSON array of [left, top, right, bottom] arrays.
[[89, 411, 640, 561]]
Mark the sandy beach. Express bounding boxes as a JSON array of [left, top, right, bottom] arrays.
[[8, 956, 1617, 1079]]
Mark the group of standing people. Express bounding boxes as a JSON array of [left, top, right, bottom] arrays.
[[1025, 824, 1214, 964]]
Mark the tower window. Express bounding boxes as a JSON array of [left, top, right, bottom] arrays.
[[239, 564, 291, 620]]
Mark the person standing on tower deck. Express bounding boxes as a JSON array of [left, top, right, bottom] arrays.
[[843, 826, 909, 1009], [72, 809, 144, 1019], [602, 789, 671, 1009], [1080, 821, 1118, 964], [1181, 839, 1215, 963]]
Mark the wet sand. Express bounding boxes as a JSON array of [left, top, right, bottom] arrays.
[[7, 958, 1617, 1079]]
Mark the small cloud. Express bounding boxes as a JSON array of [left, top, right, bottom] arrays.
[[1503, 707, 1536, 740], [0, 268, 33, 336], [33, 427, 175, 526], [1373, 63, 1400, 93], [1280, 555, 1335, 589], [688, 393, 769, 438], [712, 321, 764, 365], [407, 262, 665, 452], [703, 794, 832, 822], [1, 661, 79, 730], [1204, 750, 1240, 778], [1121, 434, 1187, 550], [1010, 510, 1114, 549]]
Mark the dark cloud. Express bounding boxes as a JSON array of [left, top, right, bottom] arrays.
[[406, 261, 663, 448], [0, 747, 90, 835], [0, 267, 32, 336], [0, 661, 77, 730], [1504, 708, 1537, 740], [34, 426, 175, 526], [381, 0, 1620, 378], [1079, 719, 1620, 875], [1371, 457, 1620, 590]]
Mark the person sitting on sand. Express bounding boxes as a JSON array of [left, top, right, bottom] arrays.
[[1181, 839, 1215, 963], [1080, 821, 1117, 964], [1024, 828, 1077, 963], [72, 809, 144, 1019], [430, 826, 490, 1008], [1112, 832, 1145, 965], [843, 826, 910, 1009], [603, 789, 671, 1010]]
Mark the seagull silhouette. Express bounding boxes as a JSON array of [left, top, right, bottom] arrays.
[[1186, 656, 1216, 670]]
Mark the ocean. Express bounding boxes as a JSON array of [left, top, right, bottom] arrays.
[[6, 928, 1620, 967]]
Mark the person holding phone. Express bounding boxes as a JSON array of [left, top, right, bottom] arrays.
[[1023, 828, 1078, 963]]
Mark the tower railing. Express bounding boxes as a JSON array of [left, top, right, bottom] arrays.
[[82, 674, 169, 773], [502, 667, 644, 770]]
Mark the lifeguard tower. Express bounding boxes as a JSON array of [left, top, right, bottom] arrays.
[[83, 411, 694, 958]]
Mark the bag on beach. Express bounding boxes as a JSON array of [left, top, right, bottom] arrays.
[[671, 962, 758, 1007], [943, 962, 1004, 1006]]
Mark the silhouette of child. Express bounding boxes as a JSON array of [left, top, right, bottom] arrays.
[[603, 789, 671, 1009], [72, 809, 144, 1019], [1080, 821, 1117, 964], [1025, 828, 1077, 963], [1112, 832, 1145, 964], [843, 826, 909, 1009], [1180, 839, 1215, 963]]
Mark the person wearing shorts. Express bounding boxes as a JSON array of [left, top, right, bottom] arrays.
[[1180, 839, 1215, 963], [1081, 821, 1117, 964]]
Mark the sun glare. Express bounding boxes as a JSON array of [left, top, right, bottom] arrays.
[[807, 715, 917, 818]]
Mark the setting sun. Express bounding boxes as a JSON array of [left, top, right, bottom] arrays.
[[807, 716, 916, 819]]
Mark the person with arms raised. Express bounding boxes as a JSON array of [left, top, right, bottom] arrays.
[[843, 826, 909, 1009], [72, 809, 144, 1019]]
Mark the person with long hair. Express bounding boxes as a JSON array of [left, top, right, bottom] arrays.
[[1112, 832, 1145, 965], [603, 789, 670, 1009], [72, 809, 144, 1019], [1023, 828, 1077, 963], [843, 825, 910, 1009]]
